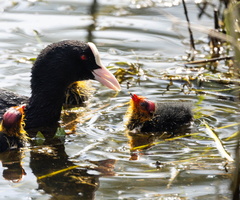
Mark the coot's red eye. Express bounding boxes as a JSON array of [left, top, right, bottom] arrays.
[[80, 54, 88, 60]]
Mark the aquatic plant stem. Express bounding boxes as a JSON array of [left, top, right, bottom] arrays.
[[182, 0, 196, 53]]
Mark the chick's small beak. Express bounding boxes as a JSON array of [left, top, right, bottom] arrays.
[[130, 93, 141, 102], [93, 66, 121, 91], [17, 105, 26, 114]]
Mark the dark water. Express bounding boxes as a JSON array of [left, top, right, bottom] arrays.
[[0, 0, 238, 199]]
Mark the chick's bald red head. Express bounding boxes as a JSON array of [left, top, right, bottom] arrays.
[[125, 93, 156, 132], [130, 93, 155, 114]]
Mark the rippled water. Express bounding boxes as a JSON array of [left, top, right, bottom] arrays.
[[0, 0, 238, 199]]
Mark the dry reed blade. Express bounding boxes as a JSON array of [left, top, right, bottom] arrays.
[[204, 121, 234, 162]]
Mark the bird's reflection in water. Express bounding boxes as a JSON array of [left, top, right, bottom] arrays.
[[127, 124, 192, 161], [31, 143, 98, 200], [127, 132, 161, 161], [0, 149, 26, 183], [27, 126, 116, 200], [61, 106, 90, 135]]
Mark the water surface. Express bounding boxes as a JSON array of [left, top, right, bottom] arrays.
[[0, 0, 238, 199]]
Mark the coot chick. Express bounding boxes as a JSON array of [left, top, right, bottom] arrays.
[[0, 105, 28, 152], [125, 94, 193, 133], [0, 40, 121, 132], [63, 81, 93, 108]]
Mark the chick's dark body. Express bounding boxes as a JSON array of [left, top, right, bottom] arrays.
[[142, 102, 192, 132]]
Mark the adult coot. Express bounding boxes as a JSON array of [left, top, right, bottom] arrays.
[[125, 93, 193, 133], [0, 40, 121, 131]]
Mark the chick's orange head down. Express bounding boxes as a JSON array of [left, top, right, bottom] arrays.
[[2, 105, 25, 129]]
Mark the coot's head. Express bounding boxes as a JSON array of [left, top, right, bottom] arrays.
[[31, 40, 121, 94], [0, 105, 26, 137]]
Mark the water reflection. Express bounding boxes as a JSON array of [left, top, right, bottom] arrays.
[[30, 143, 99, 200], [0, 138, 116, 200], [30, 142, 116, 199], [24, 105, 115, 199], [87, 0, 98, 43], [127, 123, 192, 160], [0, 150, 26, 183], [127, 132, 157, 160]]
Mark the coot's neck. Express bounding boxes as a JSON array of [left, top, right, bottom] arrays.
[[24, 54, 73, 130], [25, 86, 66, 129]]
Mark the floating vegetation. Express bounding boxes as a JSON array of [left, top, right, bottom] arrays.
[[113, 61, 144, 88]]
